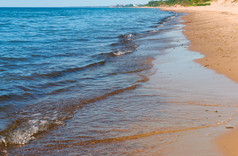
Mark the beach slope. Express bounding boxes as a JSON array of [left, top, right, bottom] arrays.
[[161, 2, 238, 156]]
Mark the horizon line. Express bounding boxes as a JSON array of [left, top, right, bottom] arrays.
[[0, 6, 111, 8]]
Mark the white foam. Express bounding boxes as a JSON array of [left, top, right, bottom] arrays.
[[0, 119, 64, 146], [127, 34, 133, 38], [9, 120, 49, 145], [31, 113, 42, 117], [113, 50, 132, 56], [113, 51, 126, 56]]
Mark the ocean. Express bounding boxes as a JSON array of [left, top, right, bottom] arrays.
[[0, 7, 176, 153]]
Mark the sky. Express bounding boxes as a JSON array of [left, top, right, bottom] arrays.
[[0, 0, 150, 7]]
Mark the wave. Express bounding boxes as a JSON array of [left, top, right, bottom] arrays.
[[97, 24, 175, 58], [97, 48, 137, 58], [27, 60, 106, 79], [7, 40, 30, 43], [97, 33, 139, 57], [0, 57, 28, 61], [75, 39, 89, 42], [0, 85, 139, 146], [118, 33, 135, 39], [0, 60, 106, 104], [0, 93, 34, 103], [0, 118, 64, 146], [112, 50, 133, 56]]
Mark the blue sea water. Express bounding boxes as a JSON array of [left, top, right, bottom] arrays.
[[0, 7, 175, 150]]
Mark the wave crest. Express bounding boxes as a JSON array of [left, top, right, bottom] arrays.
[[0, 119, 63, 146]]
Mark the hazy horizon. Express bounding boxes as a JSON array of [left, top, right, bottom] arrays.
[[0, 0, 150, 7]]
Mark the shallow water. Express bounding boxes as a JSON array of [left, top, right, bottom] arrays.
[[0, 7, 175, 146], [3, 10, 238, 155]]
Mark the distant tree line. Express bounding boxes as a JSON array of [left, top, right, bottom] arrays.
[[145, 0, 210, 6], [110, 4, 143, 8]]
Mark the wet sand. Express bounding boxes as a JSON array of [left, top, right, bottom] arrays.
[[161, 3, 238, 156]]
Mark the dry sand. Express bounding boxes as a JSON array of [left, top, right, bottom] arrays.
[[162, 4, 238, 83], [161, 2, 238, 156]]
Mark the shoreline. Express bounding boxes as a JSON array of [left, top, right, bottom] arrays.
[[160, 6, 238, 83], [161, 4, 238, 156]]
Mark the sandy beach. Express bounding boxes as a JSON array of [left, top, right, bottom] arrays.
[[161, 2, 238, 155], [162, 2, 238, 83]]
